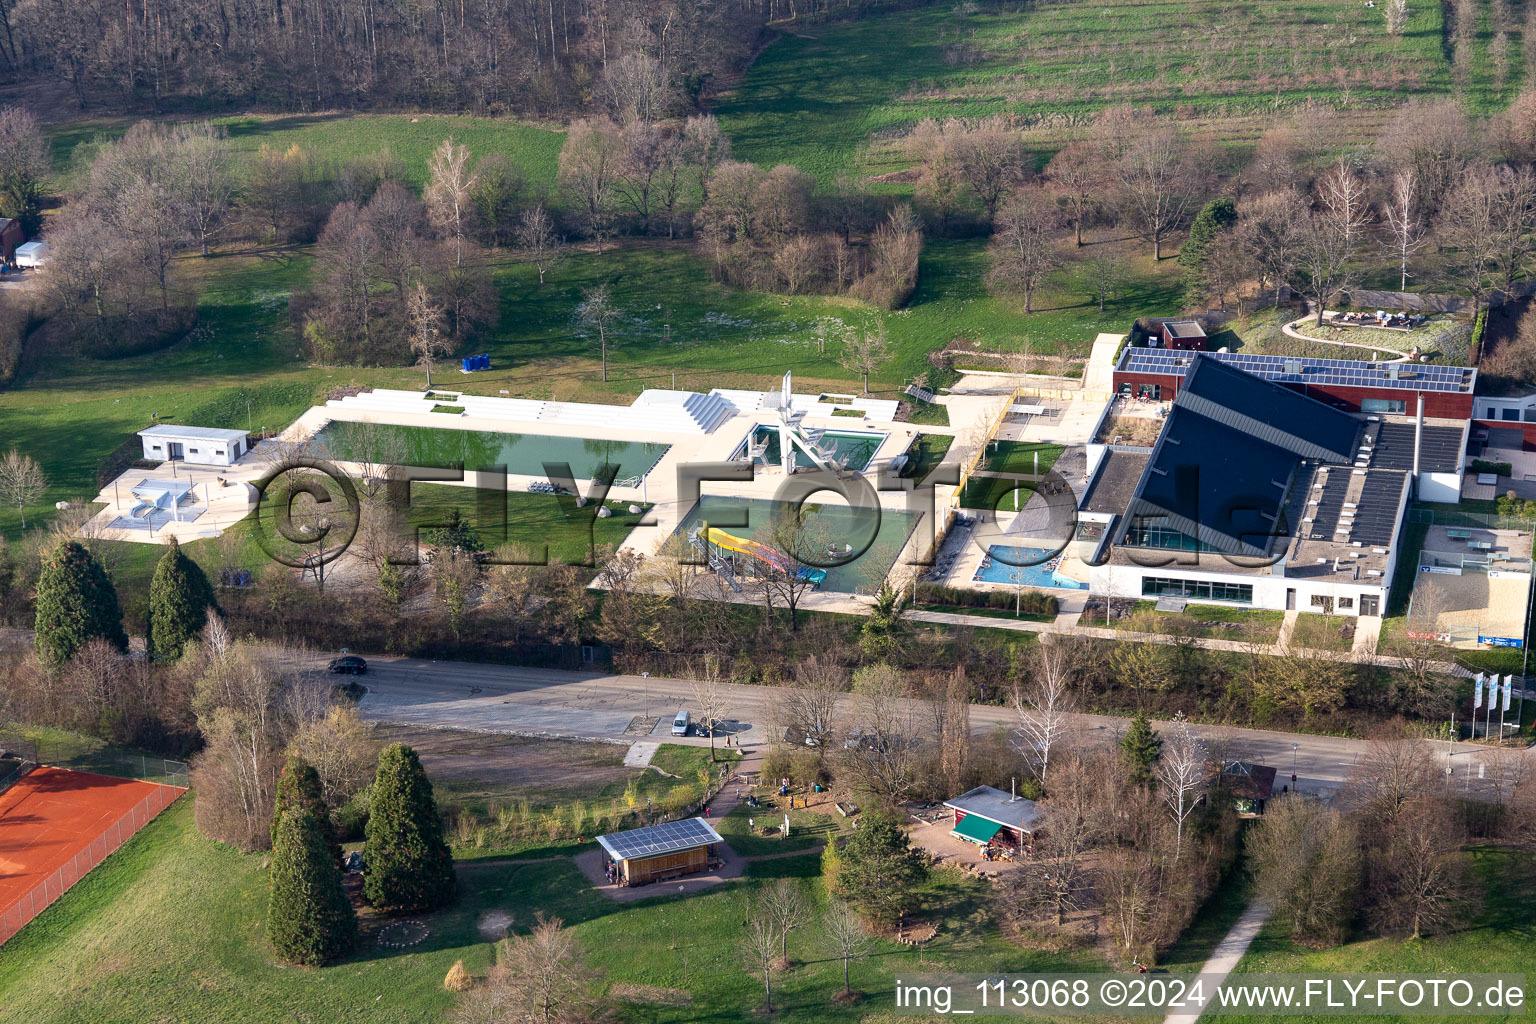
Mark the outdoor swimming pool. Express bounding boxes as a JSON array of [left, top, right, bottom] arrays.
[[973, 545, 1088, 590], [308, 421, 672, 483], [738, 425, 886, 472], [675, 495, 921, 594]]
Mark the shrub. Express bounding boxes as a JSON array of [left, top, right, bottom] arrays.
[[363, 743, 456, 913], [267, 806, 357, 965], [914, 582, 1058, 616], [444, 960, 472, 991]]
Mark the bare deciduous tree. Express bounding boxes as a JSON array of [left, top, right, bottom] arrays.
[[576, 284, 621, 382], [491, 913, 598, 1024], [559, 118, 623, 253], [515, 204, 564, 286], [761, 878, 811, 964], [987, 188, 1062, 314], [0, 447, 46, 528], [407, 281, 450, 388], [1380, 169, 1427, 293], [837, 319, 889, 394], [1366, 796, 1479, 940], [1248, 794, 1360, 945], [1013, 633, 1080, 786], [785, 656, 846, 749], [689, 658, 733, 762], [840, 663, 921, 806], [739, 913, 779, 1012], [821, 901, 873, 997], [425, 138, 478, 269], [1157, 711, 1208, 860], [1114, 126, 1203, 260]]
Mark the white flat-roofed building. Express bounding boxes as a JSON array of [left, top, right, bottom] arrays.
[[137, 424, 250, 467]]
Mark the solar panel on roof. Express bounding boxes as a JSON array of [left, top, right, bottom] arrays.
[[597, 817, 721, 862]]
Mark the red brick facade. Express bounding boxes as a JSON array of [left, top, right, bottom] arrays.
[[1112, 371, 1474, 420]]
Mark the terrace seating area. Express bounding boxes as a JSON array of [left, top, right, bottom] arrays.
[[1323, 310, 1428, 331]]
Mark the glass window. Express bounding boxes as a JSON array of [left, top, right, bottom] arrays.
[[1140, 576, 1252, 603], [1362, 398, 1407, 414], [1503, 408, 1521, 421]]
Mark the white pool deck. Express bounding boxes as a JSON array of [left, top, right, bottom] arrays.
[[81, 386, 1015, 610]]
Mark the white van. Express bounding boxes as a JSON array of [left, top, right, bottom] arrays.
[[671, 710, 690, 736]]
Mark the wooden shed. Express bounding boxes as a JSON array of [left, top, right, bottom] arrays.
[[944, 785, 1040, 853], [0, 218, 23, 262], [596, 817, 724, 887]]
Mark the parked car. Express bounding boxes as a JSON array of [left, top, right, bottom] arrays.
[[671, 710, 690, 736], [328, 655, 367, 675]]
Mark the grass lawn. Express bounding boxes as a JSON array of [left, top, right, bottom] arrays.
[[47, 113, 567, 197], [401, 484, 650, 565], [959, 475, 1037, 512], [1094, 601, 1286, 643], [981, 441, 1063, 475], [0, 795, 1112, 1024], [900, 432, 954, 481], [717, 2, 1484, 185], [1288, 612, 1356, 653], [913, 602, 1058, 624], [1224, 846, 1535, 1024]]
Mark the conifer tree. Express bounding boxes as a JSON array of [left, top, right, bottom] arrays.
[[267, 805, 357, 965], [147, 536, 218, 660], [272, 755, 334, 857], [34, 540, 127, 665], [362, 743, 455, 913], [1120, 709, 1164, 787]]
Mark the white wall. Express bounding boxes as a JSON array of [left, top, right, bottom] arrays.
[[1090, 561, 1387, 616], [140, 436, 242, 467], [1474, 394, 1536, 422]]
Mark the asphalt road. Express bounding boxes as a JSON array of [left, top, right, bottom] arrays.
[[276, 650, 1504, 796]]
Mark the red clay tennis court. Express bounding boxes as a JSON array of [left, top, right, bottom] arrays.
[[0, 766, 184, 944]]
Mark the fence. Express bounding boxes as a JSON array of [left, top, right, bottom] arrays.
[[1408, 506, 1536, 532], [0, 783, 185, 945], [0, 732, 189, 788]]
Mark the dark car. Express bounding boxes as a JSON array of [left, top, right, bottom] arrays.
[[328, 655, 367, 675]]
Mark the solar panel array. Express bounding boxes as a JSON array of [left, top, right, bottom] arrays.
[[1301, 470, 1352, 542], [1121, 350, 1472, 394], [1351, 473, 1407, 546], [1371, 422, 1464, 473], [598, 817, 720, 862]]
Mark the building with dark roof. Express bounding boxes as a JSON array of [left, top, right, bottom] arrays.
[[1080, 353, 1463, 618], [1220, 761, 1278, 816], [1114, 347, 1477, 420], [943, 785, 1040, 851]]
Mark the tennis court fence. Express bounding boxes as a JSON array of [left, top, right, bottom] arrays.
[[0, 782, 185, 945]]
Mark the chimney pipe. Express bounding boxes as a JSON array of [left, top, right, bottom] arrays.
[[1413, 392, 1424, 494], [1011, 776, 1016, 802]]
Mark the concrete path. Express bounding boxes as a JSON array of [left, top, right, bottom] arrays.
[[1276, 611, 1299, 648], [622, 741, 660, 768], [1283, 315, 1411, 360], [1163, 900, 1270, 1024]]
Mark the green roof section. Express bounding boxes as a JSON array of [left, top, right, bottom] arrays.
[[952, 813, 1002, 845]]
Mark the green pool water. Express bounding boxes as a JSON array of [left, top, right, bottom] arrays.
[[676, 495, 921, 594], [739, 425, 886, 472], [308, 421, 671, 482]]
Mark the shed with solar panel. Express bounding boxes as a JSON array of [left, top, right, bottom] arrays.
[[595, 817, 725, 886]]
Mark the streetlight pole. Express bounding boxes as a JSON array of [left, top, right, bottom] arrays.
[[1291, 743, 1299, 787], [641, 671, 649, 723]]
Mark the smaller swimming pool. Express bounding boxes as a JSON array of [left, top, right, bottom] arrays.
[[973, 545, 1088, 590], [739, 425, 886, 472]]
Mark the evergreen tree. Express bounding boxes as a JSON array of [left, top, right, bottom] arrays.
[[828, 808, 927, 926], [267, 805, 358, 965], [362, 743, 455, 913], [1120, 709, 1164, 787], [146, 536, 218, 660], [34, 540, 127, 666], [1178, 198, 1237, 270], [272, 755, 334, 855]]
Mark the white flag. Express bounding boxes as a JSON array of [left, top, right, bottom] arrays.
[[1474, 674, 1484, 709], [1503, 676, 1513, 713]]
